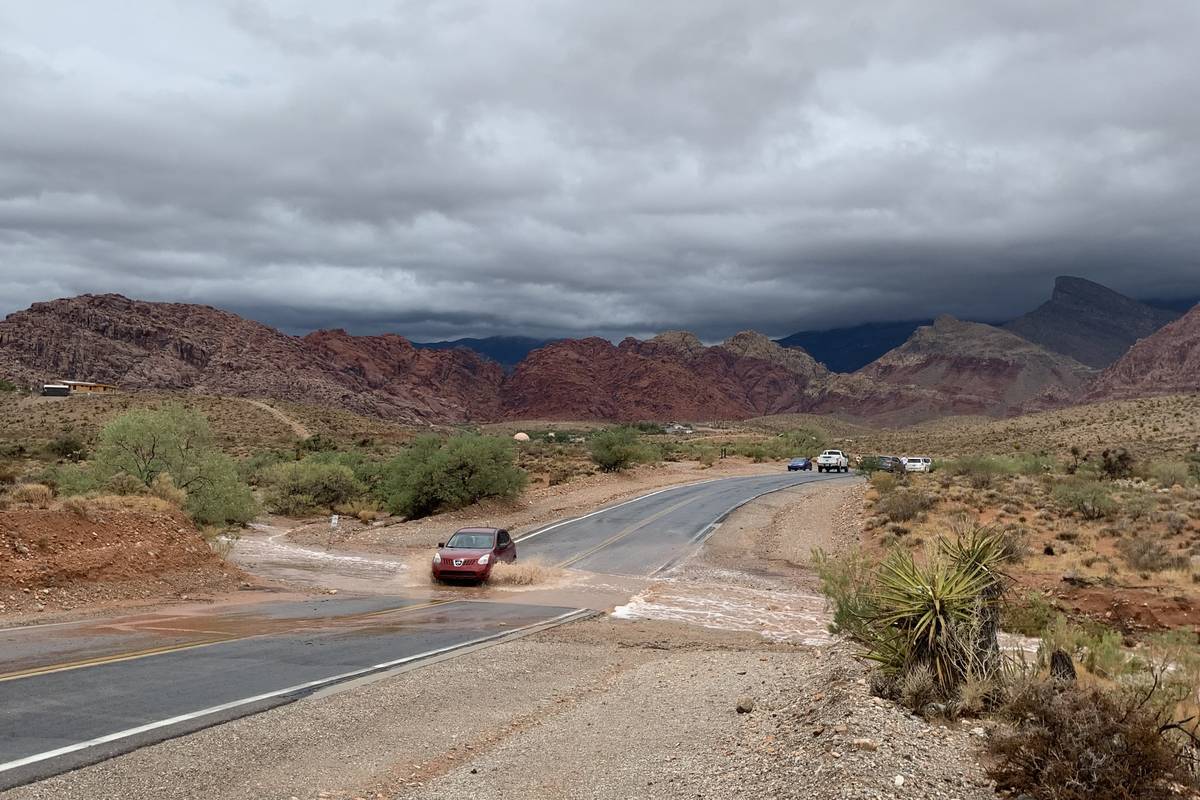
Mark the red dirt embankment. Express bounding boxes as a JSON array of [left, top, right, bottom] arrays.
[[0, 501, 245, 616]]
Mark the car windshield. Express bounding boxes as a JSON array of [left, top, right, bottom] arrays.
[[445, 531, 494, 549]]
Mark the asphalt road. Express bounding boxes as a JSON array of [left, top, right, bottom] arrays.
[[517, 470, 852, 575], [0, 468, 853, 789], [0, 599, 585, 790]]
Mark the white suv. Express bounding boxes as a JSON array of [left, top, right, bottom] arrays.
[[903, 456, 933, 473]]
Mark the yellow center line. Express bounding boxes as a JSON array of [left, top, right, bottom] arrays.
[[0, 600, 457, 684], [556, 494, 697, 569]]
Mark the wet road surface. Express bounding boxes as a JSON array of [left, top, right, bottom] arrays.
[[0, 470, 852, 788], [0, 599, 584, 789], [517, 471, 850, 574]]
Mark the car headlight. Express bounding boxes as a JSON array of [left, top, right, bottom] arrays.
[[432, 552, 441, 565], [478, 553, 491, 566]]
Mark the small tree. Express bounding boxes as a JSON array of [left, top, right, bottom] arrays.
[[94, 405, 256, 525], [379, 434, 527, 519], [589, 428, 646, 472]]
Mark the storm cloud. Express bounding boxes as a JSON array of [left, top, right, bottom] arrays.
[[1, 1, 1198, 340]]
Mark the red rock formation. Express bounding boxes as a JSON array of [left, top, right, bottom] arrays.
[[1083, 303, 1200, 401], [0, 294, 502, 423]]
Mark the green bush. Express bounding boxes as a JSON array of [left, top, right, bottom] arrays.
[[0, 378, 17, 392], [588, 428, 656, 472], [46, 431, 88, 461], [379, 434, 527, 519], [812, 548, 876, 636], [1118, 533, 1187, 573], [877, 488, 933, 522], [858, 456, 881, 474], [239, 450, 291, 485], [1148, 460, 1191, 488], [91, 405, 256, 525], [949, 455, 1009, 488], [1053, 480, 1116, 520], [1001, 592, 1057, 637], [264, 461, 363, 514]]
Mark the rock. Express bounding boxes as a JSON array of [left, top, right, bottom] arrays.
[[851, 738, 878, 751], [736, 696, 755, 714], [970, 727, 986, 737], [894, 775, 905, 787], [832, 723, 848, 734]]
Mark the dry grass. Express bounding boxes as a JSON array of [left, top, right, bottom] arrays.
[[488, 558, 563, 586], [9, 482, 54, 508]]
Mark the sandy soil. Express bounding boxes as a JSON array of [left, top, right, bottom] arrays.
[[0, 498, 253, 623]]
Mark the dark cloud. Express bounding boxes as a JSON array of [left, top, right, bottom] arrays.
[[1, 0, 1198, 341]]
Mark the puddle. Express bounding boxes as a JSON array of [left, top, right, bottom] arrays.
[[612, 578, 835, 645], [231, 524, 412, 592]]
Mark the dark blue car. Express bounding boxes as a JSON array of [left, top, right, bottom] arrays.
[[787, 457, 812, 471]]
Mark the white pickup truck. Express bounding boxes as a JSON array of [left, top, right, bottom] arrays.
[[816, 449, 850, 473]]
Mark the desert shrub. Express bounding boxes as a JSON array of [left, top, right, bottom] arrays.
[[46, 431, 88, 461], [988, 681, 1188, 799], [1118, 533, 1187, 573], [811, 548, 877, 636], [335, 497, 383, 523], [297, 434, 336, 453], [0, 462, 18, 485], [876, 487, 933, 522], [0, 378, 17, 392], [9, 482, 53, 508], [1099, 447, 1135, 480], [869, 471, 898, 494], [1149, 461, 1192, 488], [1124, 492, 1155, 521], [1001, 591, 1057, 637], [61, 494, 94, 520], [1041, 618, 1128, 679], [1053, 480, 1115, 520], [1012, 453, 1055, 475], [379, 434, 527, 519], [92, 405, 256, 525], [819, 529, 1012, 711], [949, 455, 1008, 488], [239, 450, 291, 484], [588, 428, 656, 472], [105, 471, 146, 496], [264, 461, 363, 514], [149, 473, 187, 507]]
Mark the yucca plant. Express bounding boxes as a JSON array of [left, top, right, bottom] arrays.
[[859, 528, 1012, 695]]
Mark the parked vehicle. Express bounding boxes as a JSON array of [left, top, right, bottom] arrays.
[[876, 455, 903, 473], [903, 456, 933, 473], [787, 457, 812, 472], [816, 450, 850, 473], [432, 527, 517, 583]]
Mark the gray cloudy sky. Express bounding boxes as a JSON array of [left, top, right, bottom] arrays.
[[1, 1, 1198, 341]]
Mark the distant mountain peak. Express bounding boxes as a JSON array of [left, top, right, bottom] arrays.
[[1004, 276, 1180, 368]]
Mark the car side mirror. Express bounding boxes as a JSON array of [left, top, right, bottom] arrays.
[[437, 542, 445, 548]]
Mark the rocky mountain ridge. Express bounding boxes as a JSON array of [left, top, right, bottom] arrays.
[[2, 291, 1189, 426]]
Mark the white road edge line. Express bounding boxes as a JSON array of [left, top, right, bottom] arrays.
[[514, 476, 732, 542], [0, 608, 591, 775], [649, 473, 855, 575]]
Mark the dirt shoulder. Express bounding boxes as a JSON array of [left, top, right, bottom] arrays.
[[286, 457, 784, 553], [0, 497, 254, 623]]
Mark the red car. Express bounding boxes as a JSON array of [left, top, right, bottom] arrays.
[[431, 527, 517, 583]]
